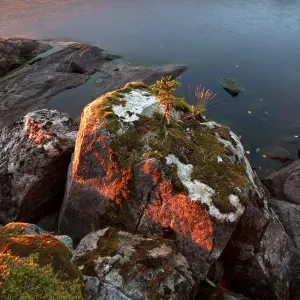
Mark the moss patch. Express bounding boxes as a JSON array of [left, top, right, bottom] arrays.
[[0, 224, 82, 282], [0, 252, 86, 300], [0, 223, 86, 299]]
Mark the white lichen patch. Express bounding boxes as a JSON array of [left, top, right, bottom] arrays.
[[166, 154, 244, 222], [112, 90, 159, 123], [201, 121, 221, 129], [217, 130, 261, 197], [148, 244, 173, 259]]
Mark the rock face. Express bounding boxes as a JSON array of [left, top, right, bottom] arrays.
[[0, 38, 51, 77], [221, 204, 300, 300], [263, 160, 300, 205], [59, 82, 261, 282], [0, 38, 186, 129], [270, 198, 300, 252], [0, 109, 77, 224], [74, 227, 197, 300]]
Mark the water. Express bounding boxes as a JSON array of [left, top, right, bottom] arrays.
[[1, 0, 300, 176]]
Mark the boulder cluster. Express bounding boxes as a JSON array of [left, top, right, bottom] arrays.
[[1, 38, 300, 300]]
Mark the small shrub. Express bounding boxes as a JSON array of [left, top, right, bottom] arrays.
[[0, 252, 85, 300], [151, 76, 181, 123]]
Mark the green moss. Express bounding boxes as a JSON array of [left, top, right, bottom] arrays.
[[0, 253, 86, 300], [109, 110, 247, 213], [0, 223, 87, 299], [172, 97, 193, 113], [92, 82, 249, 214], [0, 224, 82, 282]]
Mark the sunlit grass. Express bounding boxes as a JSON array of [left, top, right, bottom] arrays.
[[189, 84, 217, 113]]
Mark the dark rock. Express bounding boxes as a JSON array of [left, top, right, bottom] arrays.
[[269, 198, 300, 252], [197, 285, 250, 300], [0, 40, 23, 77], [263, 160, 300, 205], [0, 109, 77, 224], [266, 146, 293, 163], [0, 38, 51, 78], [0, 38, 186, 129], [83, 276, 101, 300], [221, 205, 300, 300], [74, 227, 197, 300], [36, 210, 59, 232], [219, 78, 244, 97]]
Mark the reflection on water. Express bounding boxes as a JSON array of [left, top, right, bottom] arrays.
[[1, 0, 300, 176]]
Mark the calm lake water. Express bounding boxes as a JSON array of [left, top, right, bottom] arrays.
[[1, 0, 300, 176]]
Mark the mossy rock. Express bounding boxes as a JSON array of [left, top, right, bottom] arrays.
[[0, 223, 86, 299], [59, 80, 260, 283], [74, 227, 196, 300]]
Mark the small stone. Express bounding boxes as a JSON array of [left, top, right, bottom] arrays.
[[248, 111, 252, 114]]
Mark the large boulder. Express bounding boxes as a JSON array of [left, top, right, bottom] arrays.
[[0, 109, 77, 224], [221, 204, 300, 300], [0, 222, 86, 299], [263, 160, 300, 205], [59, 82, 261, 282], [74, 227, 197, 300], [0, 38, 186, 129]]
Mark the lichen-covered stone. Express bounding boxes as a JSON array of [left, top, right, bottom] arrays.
[[74, 227, 196, 300], [0, 109, 78, 224], [58, 82, 261, 282]]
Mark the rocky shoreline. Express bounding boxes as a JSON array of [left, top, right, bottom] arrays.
[[1, 38, 300, 300]]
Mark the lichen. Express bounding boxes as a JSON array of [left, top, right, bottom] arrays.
[[90, 81, 252, 216]]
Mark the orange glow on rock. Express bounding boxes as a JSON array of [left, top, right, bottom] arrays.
[[70, 101, 213, 251], [146, 179, 213, 252], [72, 106, 131, 205], [23, 116, 57, 144]]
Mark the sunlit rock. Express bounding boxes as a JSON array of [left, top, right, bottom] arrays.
[[59, 82, 261, 282], [0, 109, 77, 224]]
